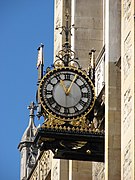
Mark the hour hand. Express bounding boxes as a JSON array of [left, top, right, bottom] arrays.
[[60, 80, 67, 93]]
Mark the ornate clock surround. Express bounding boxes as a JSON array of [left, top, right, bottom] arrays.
[[34, 11, 105, 162], [38, 66, 95, 121]]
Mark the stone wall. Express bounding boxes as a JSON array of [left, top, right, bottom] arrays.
[[105, 0, 121, 179], [92, 162, 105, 180], [28, 151, 52, 180], [54, 0, 63, 60], [121, 0, 134, 179], [73, 0, 103, 70]]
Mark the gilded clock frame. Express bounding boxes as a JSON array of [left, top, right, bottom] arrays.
[[38, 66, 96, 121]]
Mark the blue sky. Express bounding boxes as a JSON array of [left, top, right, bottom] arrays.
[[0, 0, 54, 179]]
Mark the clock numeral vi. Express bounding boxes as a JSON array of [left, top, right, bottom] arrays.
[[64, 108, 69, 114]]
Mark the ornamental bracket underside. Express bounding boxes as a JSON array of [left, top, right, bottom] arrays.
[[34, 87, 105, 162]]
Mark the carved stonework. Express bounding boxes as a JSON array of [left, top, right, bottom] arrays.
[[123, 87, 132, 134], [123, 140, 132, 180], [123, 0, 132, 28], [39, 151, 51, 179], [55, 1, 62, 26], [52, 160, 59, 180], [26, 146, 38, 177], [123, 31, 132, 81], [95, 47, 105, 96], [92, 162, 105, 180], [54, 0, 63, 59], [28, 151, 52, 180], [56, 0, 62, 10], [28, 163, 38, 180]]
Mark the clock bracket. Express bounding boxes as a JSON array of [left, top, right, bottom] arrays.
[[34, 10, 105, 162]]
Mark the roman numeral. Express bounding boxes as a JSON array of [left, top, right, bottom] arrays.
[[46, 90, 52, 95], [55, 104, 61, 111], [73, 106, 78, 112], [79, 100, 86, 106], [80, 83, 86, 89], [82, 93, 88, 98], [48, 97, 55, 105], [64, 108, 69, 114], [65, 74, 71, 80], [55, 74, 61, 81]]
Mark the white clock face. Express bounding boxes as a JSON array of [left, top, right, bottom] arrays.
[[54, 81, 82, 108], [39, 67, 95, 120]]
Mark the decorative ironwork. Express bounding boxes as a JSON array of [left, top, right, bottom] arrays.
[[34, 10, 105, 162], [38, 66, 95, 122], [27, 102, 37, 117], [55, 11, 79, 68], [88, 49, 96, 83]]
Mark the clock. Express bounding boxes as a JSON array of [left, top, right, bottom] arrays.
[[38, 67, 95, 120]]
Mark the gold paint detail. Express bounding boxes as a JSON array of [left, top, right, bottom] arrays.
[[86, 149, 91, 154], [60, 141, 87, 149], [39, 113, 104, 134], [38, 66, 96, 121], [42, 114, 65, 128]]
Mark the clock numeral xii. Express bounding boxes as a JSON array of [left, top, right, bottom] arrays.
[[65, 74, 71, 80]]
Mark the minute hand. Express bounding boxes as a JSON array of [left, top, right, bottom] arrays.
[[66, 74, 78, 95]]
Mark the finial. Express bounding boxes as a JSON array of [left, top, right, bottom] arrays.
[[89, 49, 96, 69], [37, 43, 44, 50], [37, 43, 44, 69], [27, 102, 37, 117], [37, 43, 44, 87], [55, 11, 78, 67], [88, 49, 96, 83], [65, 9, 69, 20], [55, 10, 71, 42]]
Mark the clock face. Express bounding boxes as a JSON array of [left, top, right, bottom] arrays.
[[39, 67, 95, 120]]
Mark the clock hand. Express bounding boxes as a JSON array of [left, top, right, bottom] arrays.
[[66, 74, 78, 95], [60, 80, 67, 94]]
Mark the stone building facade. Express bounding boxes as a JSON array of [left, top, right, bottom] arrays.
[[18, 0, 135, 179]]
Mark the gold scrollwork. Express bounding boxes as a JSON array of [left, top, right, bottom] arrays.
[[38, 66, 96, 122]]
